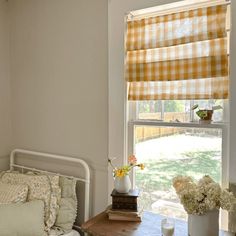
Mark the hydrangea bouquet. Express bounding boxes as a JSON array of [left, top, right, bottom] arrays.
[[108, 155, 144, 178], [173, 175, 236, 215]]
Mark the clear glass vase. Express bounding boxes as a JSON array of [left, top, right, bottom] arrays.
[[114, 175, 131, 193]]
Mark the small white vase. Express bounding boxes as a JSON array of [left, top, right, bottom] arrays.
[[188, 210, 219, 236], [114, 175, 131, 193]]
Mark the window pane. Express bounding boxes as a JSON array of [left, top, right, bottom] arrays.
[[134, 126, 222, 220], [135, 99, 224, 122], [137, 101, 162, 120], [163, 100, 190, 122]]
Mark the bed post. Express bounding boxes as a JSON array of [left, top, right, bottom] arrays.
[[10, 149, 16, 171]]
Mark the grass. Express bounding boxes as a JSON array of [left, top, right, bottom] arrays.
[[134, 132, 222, 218], [135, 150, 221, 215], [136, 150, 221, 190]]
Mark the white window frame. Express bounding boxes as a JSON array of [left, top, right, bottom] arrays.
[[109, 0, 234, 232], [127, 102, 229, 229], [127, 101, 229, 186], [125, 0, 231, 191], [125, 0, 231, 229]]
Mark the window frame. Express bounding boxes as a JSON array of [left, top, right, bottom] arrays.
[[125, 0, 230, 190], [127, 102, 229, 185], [127, 105, 229, 228], [108, 0, 234, 232], [125, 1, 231, 229], [127, 74, 230, 213]]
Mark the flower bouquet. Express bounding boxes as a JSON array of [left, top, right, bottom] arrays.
[[108, 155, 144, 193], [173, 175, 236, 236]]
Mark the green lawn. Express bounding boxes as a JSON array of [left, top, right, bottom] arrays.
[[135, 132, 222, 219], [135, 135, 221, 219]]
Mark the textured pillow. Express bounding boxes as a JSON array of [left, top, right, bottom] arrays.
[[53, 177, 77, 234], [0, 182, 28, 204], [0, 172, 61, 231], [0, 200, 47, 236]]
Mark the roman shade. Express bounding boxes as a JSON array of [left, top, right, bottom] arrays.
[[125, 5, 229, 100]]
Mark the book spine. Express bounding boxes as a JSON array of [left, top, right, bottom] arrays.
[[112, 197, 137, 204], [112, 203, 138, 211], [108, 215, 142, 222]]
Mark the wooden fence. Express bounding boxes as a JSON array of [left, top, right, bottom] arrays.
[[135, 112, 188, 143]]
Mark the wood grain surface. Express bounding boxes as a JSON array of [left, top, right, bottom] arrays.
[[82, 211, 234, 236], [82, 211, 185, 236]]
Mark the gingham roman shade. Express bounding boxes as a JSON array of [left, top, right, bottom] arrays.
[[125, 5, 229, 100]]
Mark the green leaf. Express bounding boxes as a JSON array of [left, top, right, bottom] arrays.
[[191, 104, 198, 110]]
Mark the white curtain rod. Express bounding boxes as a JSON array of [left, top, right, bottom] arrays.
[[128, 1, 231, 21]]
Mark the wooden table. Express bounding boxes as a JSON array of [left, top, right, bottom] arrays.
[[81, 211, 234, 236]]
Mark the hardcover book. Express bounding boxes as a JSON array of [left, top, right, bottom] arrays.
[[107, 206, 143, 222], [111, 189, 140, 211]]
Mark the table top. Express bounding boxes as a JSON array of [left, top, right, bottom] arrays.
[[81, 211, 232, 236]]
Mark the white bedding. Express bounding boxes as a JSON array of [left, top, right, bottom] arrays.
[[49, 230, 80, 236], [63, 230, 80, 236]]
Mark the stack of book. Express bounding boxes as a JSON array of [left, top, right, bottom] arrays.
[[107, 189, 143, 222], [107, 207, 143, 222]]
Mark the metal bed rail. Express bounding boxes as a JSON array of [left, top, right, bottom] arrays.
[[10, 149, 90, 222]]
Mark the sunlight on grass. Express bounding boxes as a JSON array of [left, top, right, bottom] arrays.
[[136, 151, 221, 190], [135, 133, 222, 220]]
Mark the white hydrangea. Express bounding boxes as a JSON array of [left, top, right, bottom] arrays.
[[172, 175, 236, 215], [220, 189, 236, 211]]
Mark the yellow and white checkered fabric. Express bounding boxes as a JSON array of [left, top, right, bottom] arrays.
[[125, 5, 229, 100], [128, 77, 229, 100]]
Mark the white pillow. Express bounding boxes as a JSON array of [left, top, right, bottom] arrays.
[[0, 172, 61, 231], [0, 200, 47, 236], [0, 182, 28, 204], [53, 177, 77, 234]]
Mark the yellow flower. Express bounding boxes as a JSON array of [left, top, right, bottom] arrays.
[[114, 169, 125, 177], [109, 155, 144, 177], [138, 163, 145, 170]]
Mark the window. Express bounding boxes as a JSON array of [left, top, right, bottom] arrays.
[[136, 99, 224, 122], [134, 126, 222, 220], [125, 0, 230, 226]]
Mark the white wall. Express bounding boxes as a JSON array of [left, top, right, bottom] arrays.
[[0, 0, 12, 170], [9, 0, 108, 216], [229, 1, 236, 183]]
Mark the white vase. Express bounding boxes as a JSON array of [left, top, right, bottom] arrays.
[[188, 210, 219, 236], [114, 175, 131, 193]]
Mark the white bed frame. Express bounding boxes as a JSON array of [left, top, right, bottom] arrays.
[[9, 149, 90, 224]]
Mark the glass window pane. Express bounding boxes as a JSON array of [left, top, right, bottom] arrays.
[[137, 101, 162, 120], [163, 100, 190, 122], [134, 99, 224, 122], [134, 126, 222, 221]]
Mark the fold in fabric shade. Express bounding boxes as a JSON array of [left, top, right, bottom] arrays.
[[126, 55, 228, 82], [128, 77, 229, 100], [126, 38, 227, 64], [126, 5, 227, 51]]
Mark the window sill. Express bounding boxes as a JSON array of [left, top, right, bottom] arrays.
[[129, 119, 228, 129]]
